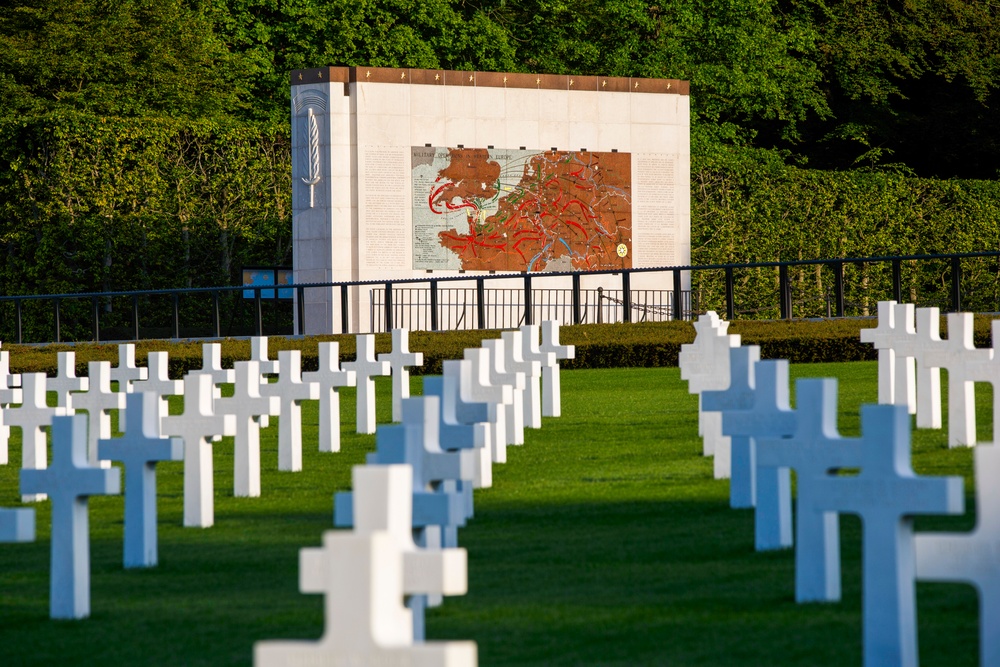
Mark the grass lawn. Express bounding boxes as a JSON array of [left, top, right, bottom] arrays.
[[0, 362, 985, 665]]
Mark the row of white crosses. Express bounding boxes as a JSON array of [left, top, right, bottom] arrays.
[[255, 324, 575, 665], [861, 299, 1000, 446], [0, 324, 575, 628], [682, 311, 1000, 667], [678, 312, 740, 479]]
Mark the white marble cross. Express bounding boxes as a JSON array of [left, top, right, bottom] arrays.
[[0, 349, 22, 466], [702, 347, 797, 551], [20, 414, 120, 619], [254, 466, 476, 667], [368, 396, 477, 492], [132, 351, 183, 424], [48, 351, 88, 409], [955, 319, 1000, 445], [922, 312, 989, 447], [0, 346, 21, 393], [438, 359, 493, 488], [679, 311, 740, 457], [698, 344, 759, 483], [97, 391, 182, 568], [197, 343, 235, 402], [889, 302, 917, 414], [69, 361, 126, 469], [5, 373, 69, 501], [0, 507, 34, 543], [250, 336, 279, 375], [109, 343, 148, 393], [260, 350, 318, 472], [161, 372, 237, 528], [482, 338, 526, 446], [539, 319, 575, 418], [342, 334, 390, 434], [377, 328, 424, 423], [916, 444, 1000, 667], [463, 347, 512, 463], [859, 300, 898, 404], [217, 361, 280, 497], [517, 325, 555, 429], [810, 404, 964, 667], [755, 378, 863, 602], [0, 348, 21, 465], [891, 306, 944, 429], [303, 342, 356, 454], [352, 463, 470, 640]]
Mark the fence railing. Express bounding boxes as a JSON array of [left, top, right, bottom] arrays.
[[2, 251, 999, 344], [367, 287, 699, 331]]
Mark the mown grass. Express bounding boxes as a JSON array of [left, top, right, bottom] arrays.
[[0, 362, 985, 666]]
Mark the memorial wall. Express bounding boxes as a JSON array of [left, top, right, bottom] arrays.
[[290, 66, 690, 334]]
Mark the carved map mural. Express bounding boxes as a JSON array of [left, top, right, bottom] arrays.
[[412, 147, 632, 272]]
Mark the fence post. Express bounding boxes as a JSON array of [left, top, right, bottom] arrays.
[[430, 280, 439, 331], [476, 278, 486, 330], [621, 271, 632, 323], [833, 261, 845, 317], [341, 284, 350, 334], [597, 287, 603, 324], [91, 296, 100, 342], [523, 274, 533, 326], [384, 283, 393, 332], [15, 299, 23, 344], [673, 269, 683, 321], [571, 273, 581, 325], [254, 287, 263, 336], [724, 266, 734, 320], [892, 258, 902, 303], [779, 263, 791, 319], [951, 255, 962, 312], [172, 293, 181, 339], [132, 294, 139, 341], [295, 287, 305, 336], [213, 291, 222, 338], [54, 298, 61, 343]]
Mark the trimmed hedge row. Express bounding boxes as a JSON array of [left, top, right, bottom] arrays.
[[9, 314, 1000, 377], [0, 317, 879, 377]]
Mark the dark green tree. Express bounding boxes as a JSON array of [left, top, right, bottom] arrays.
[[0, 0, 249, 120]]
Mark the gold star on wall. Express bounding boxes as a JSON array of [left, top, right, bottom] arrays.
[[536, 78, 541, 85], [366, 70, 371, 79], [469, 74, 474, 82], [503, 76, 508, 84], [400, 72, 406, 80], [317, 71, 323, 79], [667, 82, 672, 90], [435, 73, 440, 81], [569, 79, 574, 86], [602, 80, 607, 88], [634, 81, 639, 89], [298, 73, 303, 80]]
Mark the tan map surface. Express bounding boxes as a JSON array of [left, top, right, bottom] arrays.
[[414, 148, 631, 272]]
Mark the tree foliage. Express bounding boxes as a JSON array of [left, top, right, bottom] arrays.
[[0, 0, 249, 120], [1, 0, 999, 304], [0, 114, 291, 295]]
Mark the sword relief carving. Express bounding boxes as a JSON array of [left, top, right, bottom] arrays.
[[292, 90, 328, 209], [302, 108, 321, 208]]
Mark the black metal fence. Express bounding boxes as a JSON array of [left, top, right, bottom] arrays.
[[2, 251, 998, 344]]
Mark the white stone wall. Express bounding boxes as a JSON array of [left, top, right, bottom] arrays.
[[291, 68, 690, 334]]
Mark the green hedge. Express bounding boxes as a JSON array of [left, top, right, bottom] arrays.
[[0, 113, 291, 315], [691, 146, 1000, 319], [4, 115, 1000, 334], [0, 318, 898, 377]]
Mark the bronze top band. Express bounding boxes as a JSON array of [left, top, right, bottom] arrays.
[[291, 66, 689, 95]]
